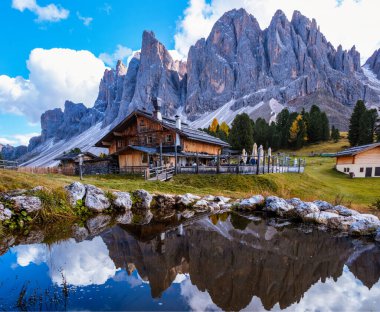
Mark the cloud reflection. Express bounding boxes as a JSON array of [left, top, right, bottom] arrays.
[[13, 237, 117, 287]]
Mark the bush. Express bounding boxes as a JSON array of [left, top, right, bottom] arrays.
[[370, 198, 380, 210]]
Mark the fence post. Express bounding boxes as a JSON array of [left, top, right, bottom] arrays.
[[196, 153, 199, 174], [263, 152, 266, 174], [237, 156, 240, 174], [217, 153, 220, 174], [268, 155, 270, 174]]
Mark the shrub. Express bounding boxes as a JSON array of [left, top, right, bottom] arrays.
[[370, 198, 380, 210]]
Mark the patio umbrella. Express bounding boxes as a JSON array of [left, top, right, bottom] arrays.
[[251, 143, 258, 158], [242, 148, 248, 163]]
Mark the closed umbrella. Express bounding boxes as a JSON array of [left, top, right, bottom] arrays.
[[242, 148, 248, 163]]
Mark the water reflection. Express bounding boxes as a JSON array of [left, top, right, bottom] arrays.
[[1, 213, 380, 311]]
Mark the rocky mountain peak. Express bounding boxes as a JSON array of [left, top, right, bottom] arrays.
[[365, 49, 380, 79], [116, 60, 128, 76]]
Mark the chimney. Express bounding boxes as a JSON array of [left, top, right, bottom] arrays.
[[152, 97, 162, 121], [175, 115, 181, 130]]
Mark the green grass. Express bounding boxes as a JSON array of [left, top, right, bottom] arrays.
[[0, 153, 379, 215]]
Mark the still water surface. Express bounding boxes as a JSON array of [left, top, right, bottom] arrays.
[[0, 213, 379, 311]]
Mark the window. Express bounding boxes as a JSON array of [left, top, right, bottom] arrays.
[[165, 134, 173, 143], [375, 167, 380, 177], [117, 139, 123, 148], [142, 153, 148, 164], [360, 168, 364, 173], [146, 136, 153, 144]]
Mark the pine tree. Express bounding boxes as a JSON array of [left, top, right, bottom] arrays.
[[358, 109, 377, 145], [209, 118, 219, 133], [331, 126, 340, 143], [253, 118, 270, 148], [320, 112, 330, 141], [229, 113, 254, 152], [308, 105, 322, 143], [276, 109, 291, 148], [348, 100, 366, 146]]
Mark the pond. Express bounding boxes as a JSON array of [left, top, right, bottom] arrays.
[[0, 212, 379, 311]]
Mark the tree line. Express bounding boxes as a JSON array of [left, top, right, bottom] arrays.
[[200, 105, 336, 153], [348, 100, 380, 146]]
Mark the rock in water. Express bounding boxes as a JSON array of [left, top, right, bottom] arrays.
[[112, 191, 132, 210], [11, 196, 42, 213], [313, 200, 333, 211], [349, 214, 380, 236], [65, 182, 86, 206], [177, 193, 201, 207], [116, 211, 133, 225], [238, 195, 265, 210], [287, 198, 319, 219], [84, 185, 111, 212], [131, 190, 153, 211], [153, 194, 177, 209], [264, 196, 294, 216]]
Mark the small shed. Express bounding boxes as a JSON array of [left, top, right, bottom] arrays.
[[54, 152, 97, 175], [335, 143, 380, 178]]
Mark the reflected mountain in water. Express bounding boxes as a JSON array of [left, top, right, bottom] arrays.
[[100, 214, 380, 311]]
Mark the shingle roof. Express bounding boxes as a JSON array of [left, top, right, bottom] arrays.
[[95, 109, 230, 148], [335, 142, 380, 157], [54, 152, 97, 161]]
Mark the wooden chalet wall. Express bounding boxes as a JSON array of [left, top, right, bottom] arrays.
[[336, 155, 354, 165], [354, 147, 380, 165], [182, 139, 221, 155]]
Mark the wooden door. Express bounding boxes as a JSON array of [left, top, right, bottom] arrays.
[[365, 167, 373, 177]]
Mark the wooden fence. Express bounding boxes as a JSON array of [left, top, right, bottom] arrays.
[[16, 167, 61, 174]]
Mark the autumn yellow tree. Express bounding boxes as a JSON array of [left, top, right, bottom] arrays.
[[209, 118, 219, 133], [289, 114, 307, 148], [220, 121, 230, 135]]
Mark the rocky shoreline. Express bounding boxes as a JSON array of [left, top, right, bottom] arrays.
[[1, 182, 380, 242]]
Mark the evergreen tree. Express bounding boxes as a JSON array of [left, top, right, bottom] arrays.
[[289, 114, 306, 149], [331, 126, 340, 143], [253, 118, 270, 148], [358, 109, 377, 145], [348, 100, 366, 146], [320, 112, 330, 141], [229, 113, 254, 152], [0, 152, 2, 160], [276, 109, 291, 148], [307, 105, 322, 143]]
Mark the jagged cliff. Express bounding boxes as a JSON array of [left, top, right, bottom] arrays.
[[14, 8, 380, 166]]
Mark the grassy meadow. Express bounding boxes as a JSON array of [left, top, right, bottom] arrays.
[[0, 139, 379, 215]]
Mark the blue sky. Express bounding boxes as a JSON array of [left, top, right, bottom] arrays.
[[0, 0, 379, 146], [0, 0, 189, 145]]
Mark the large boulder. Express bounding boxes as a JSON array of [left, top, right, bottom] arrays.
[[0, 203, 12, 221], [238, 195, 265, 211], [313, 200, 333, 211], [303, 211, 342, 226], [349, 214, 380, 236], [181, 209, 195, 219], [131, 190, 153, 212], [153, 194, 177, 209], [112, 192, 132, 210], [11, 196, 42, 213], [84, 184, 111, 212], [264, 196, 294, 216], [287, 198, 319, 219], [215, 196, 231, 204], [330, 205, 359, 217], [177, 193, 201, 207], [193, 200, 211, 212], [65, 182, 86, 206]]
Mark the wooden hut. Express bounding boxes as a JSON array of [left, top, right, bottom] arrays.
[[335, 143, 380, 178]]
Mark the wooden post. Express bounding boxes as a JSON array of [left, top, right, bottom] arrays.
[[298, 158, 301, 173], [263, 151, 266, 174], [268, 155, 270, 174], [174, 144, 178, 175], [256, 152, 260, 175], [196, 153, 199, 174], [237, 156, 240, 174], [160, 142, 163, 168], [217, 153, 220, 174]]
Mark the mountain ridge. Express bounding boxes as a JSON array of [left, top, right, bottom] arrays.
[[7, 8, 380, 166]]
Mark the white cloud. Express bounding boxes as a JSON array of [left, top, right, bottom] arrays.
[[13, 237, 118, 286], [174, 0, 380, 61], [0, 137, 18, 145], [0, 48, 106, 122], [100, 2, 112, 15], [12, 0, 69, 22], [99, 45, 133, 67], [77, 11, 93, 26]]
